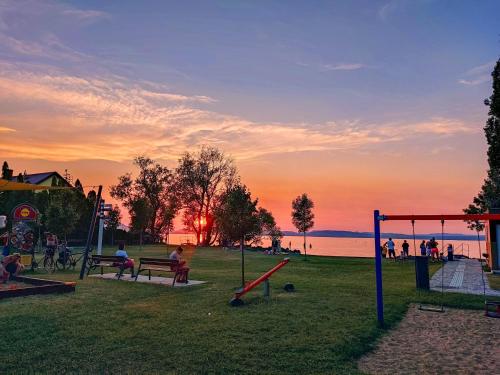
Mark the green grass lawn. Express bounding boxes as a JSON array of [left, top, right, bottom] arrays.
[[0, 246, 484, 374], [488, 273, 500, 291]]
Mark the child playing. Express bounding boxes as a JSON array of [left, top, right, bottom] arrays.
[[0, 255, 9, 283]]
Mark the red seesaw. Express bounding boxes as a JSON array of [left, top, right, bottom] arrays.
[[230, 258, 294, 306]]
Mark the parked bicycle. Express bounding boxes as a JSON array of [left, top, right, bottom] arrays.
[[31, 247, 56, 273], [56, 243, 87, 270]]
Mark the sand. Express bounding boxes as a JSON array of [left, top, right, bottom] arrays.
[[358, 305, 500, 374]]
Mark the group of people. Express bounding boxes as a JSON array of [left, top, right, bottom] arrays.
[[113, 242, 190, 283], [381, 237, 454, 261]]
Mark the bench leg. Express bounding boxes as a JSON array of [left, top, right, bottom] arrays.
[[149, 269, 151, 280], [135, 267, 141, 281], [172, 272, 178, 287], [101, 266, 103, 275]]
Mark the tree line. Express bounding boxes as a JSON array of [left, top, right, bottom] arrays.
[[110, 146, 288, 247]]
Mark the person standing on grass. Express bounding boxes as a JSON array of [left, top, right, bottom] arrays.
[[420, 240, 426, 256], [169, 246, 190, 283], [380, 244, 387, 258], [385, 238, 396, 259], [402, 240, 410, 258], [114, 242, 135, 277]]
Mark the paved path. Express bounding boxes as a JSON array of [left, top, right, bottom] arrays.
[[430, 258, 500, 296], [90, 273, 206, 287]]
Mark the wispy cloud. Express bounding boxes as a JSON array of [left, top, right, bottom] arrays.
[[322, 63, 366, 71], [0, 126, 15, 133], [458, 77, 490, 86], [0, 63, 477, 162], [298, 61, 367, 72], [60, 9, 109, 22], [458, 61, 495, 86]]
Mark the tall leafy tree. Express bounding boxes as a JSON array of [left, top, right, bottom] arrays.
[[130, 198, 152, 247], [465, 59, 500, 230], [105, 205, 122, 246], [177, 146, 238, 246], [110, 156, 176, 242], [45, 190, 79, 241], [2, 161, 12, 179], [291, 193, 315, 260], [215, 184, 259, 286]]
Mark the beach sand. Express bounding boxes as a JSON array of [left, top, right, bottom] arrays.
[[358, 304, 500, 374]]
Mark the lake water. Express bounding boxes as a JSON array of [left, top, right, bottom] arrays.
[[167, 234, 485, 258]]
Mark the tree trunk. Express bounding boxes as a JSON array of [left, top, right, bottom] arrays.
[[111, 229, 114, 247], [139, 230, 143, 249], [303, 231, 307, 260]]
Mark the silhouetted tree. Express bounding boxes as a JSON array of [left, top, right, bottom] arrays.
[[292, 193, 314, 260], [110, 156, 176, 242], [177, 146, 238, 246], [130, 198, 152, 247], [465, 59, 500, 230], [105, 205, 121, 246]]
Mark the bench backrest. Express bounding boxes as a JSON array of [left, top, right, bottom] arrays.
[[91, 255, 125, 263], [139, 257, 178, 267]]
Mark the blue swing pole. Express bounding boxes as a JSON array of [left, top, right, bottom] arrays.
[[374, 210, 384, 327]]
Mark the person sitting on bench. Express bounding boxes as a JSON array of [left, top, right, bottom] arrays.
[[169, 246, 190, 283], [114, 242, 135, 277]]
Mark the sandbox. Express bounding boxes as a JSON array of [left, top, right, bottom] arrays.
[[0, 276, 76, 300]]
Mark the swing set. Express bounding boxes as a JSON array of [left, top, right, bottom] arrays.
[[373, 210, 500, 327]]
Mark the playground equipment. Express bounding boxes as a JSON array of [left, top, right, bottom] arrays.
[[230, 258, 293, 306], [373, 211, 500, 327]]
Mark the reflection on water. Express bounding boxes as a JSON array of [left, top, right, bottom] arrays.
[[167, 233, 484, 258]]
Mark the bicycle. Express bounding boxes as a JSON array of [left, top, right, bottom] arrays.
[[55, 244, 87, 271], [31, 247, 56, 273]]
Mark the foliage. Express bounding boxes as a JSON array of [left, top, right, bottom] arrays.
[[129, 198, 152, 246], [292, 193, 315, 256], [291, 193, 315, 233], [44, 190, 80, 240], [176, 145, 238, 245], [465, 59, 500, 229], [105, 205, 121, 245], [215, 184, 260, 245], [110, 156, 178, 242]]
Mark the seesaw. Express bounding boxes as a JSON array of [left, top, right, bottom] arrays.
[[230, 258, 294, 306]]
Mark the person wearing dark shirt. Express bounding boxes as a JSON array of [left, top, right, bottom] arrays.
[[402, 240, 410, 258]]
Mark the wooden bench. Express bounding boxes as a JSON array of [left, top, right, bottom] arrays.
[[87, 255, 128, 279], [135, 258, 182, 286]]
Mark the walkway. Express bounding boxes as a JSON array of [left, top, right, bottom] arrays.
[[430, 258, 500, 297]]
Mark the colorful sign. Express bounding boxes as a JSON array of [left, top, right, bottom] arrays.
[[11, 204, 38, 221]]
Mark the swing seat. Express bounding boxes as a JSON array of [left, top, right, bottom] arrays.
[[485, 301, 500, 318], [418, 305, 444, 313]]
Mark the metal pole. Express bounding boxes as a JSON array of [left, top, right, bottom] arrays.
[[79, 185, 102, 280], [97, 213, 104, 255], [241, 234, 245, 288], [374, 210, 384, 327], [263, 279, 270, 297]]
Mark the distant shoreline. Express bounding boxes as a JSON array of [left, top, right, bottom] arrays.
[[170, 230, 485, 241], [281, 230, 485, 241]]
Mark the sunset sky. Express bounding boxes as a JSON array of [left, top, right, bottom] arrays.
[[1, 0, 499, 233]]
